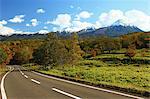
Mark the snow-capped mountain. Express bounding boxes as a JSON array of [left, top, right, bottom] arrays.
[[78, 20, 143, 37], [112, 19, 128, 26], [78, 27, 96, 34]]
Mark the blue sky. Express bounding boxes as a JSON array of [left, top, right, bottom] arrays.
[[0, 0, 150, 35]]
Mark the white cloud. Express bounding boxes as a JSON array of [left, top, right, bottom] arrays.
[[124, 10, 150, 31], [9, 15, 25, 23], [36, 8, 45, 14], [0, 20, 7, 25], [26, 19, 39, 27], [49, 9, 150, 32], [38, 29, 49, 34], [26, 24, 30, 27], [0, 24, 35, 35], [43, 26, 48, 29], [72, 21, 94, 31], [98, 10, 124, 27], [75, 11, 93, 20], [31, 19, 38, 26], [49, 13, 99, 32], [70, 5, 74, 9], [0, 25, 15, 35], [48, 14, 71, 29], [96, 9, 150, 31]]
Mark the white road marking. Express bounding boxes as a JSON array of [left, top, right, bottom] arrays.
[[1, 67, 14, 99], [31, 79, 40, 84], [33, 71, 144, 99], [24, 75, 28, 78], [19, 70, 24, 75], [52, 88, 82, 99], [21, 72, 24, 75]]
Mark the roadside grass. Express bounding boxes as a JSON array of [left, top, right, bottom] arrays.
[[0, 67, 7, 75], [38, 61, 150, 93]]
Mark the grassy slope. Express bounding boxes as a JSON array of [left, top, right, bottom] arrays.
[[37, 49, 150, 96], [39, 61, 150, 92]]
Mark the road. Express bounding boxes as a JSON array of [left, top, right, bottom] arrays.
[[1, 66, 143, 99]]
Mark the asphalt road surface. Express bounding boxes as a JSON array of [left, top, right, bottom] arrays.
[[2, 66, 143, 99]]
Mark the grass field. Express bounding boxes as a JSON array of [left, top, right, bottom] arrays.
[[39, 60, 150, 92], [90, 49, 150, 60]]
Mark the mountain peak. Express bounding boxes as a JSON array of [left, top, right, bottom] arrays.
[[112, 19, 128, 26]]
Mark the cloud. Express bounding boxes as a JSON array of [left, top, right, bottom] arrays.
[[97, 9, 150, 31], [26, 24, 30, 27], [75, 11, 93, 20], [9, 15, 25, 23], [71, 21, 94, 31], [26, 19, 39, 27], [70, 5, 74, 9], [0, 24, 35, 35], [97, 10, 124, 27], [48, 14, 71, 29], [124, 10, 150, 31], [0, 20, 7, 25], [38, 29, 49, 34], [36, 8, 45, 14], [49, 13, 99, 32], [31, 19, 38, 26], [49, 9, 150, 32], [43, 26, 48, 29], [0, 25, 15, 35]]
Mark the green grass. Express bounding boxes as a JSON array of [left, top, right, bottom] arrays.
[[91, 54, 126, 60], [39, 62, 150, 92], [37, 49, 150, 95], [0, 67, 7, 75], [90, 49, 150, 60]]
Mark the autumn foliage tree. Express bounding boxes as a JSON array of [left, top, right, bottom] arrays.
[[33, 33, 70, 68], [125, 44, 136, 60], [0, 48, 7, 68], [11, 46, 32, 64], [69, 33, 84, 63]]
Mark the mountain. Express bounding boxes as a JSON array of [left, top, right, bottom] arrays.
[[111, 19, 128, 26], [0, 35, 7, 40], [78, 20, 144, 37]]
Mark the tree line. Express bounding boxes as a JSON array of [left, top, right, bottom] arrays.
[[0, 32, 149, 68]]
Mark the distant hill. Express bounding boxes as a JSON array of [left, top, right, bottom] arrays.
[[78, 19, 143, 37], [0, 35, 7, 40], [0, 33, 47, 41]]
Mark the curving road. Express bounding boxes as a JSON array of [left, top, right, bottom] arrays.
[[2, 66, 143, 99]]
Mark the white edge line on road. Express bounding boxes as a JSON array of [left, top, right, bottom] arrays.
[[1, 67, 14, 99], [32, 71, 144, 99], [31, 79, 40, 84], [52, 87, 82, 99], [24, 75, 28, 78]]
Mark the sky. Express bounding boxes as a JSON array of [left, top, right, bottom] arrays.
[[0, 0, 150, 35]]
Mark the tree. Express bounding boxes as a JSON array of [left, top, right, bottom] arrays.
[[0, 48, 7, 65], [33, 33, 70, 68], [11, 46, 32, 64], [69, 32, 84, 63], [125, 44, 136, 60]]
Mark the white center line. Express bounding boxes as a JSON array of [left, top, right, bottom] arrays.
[[24, 75, 28, 78], [52, 88, 82, 99], [31, 79, 41, 84]]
